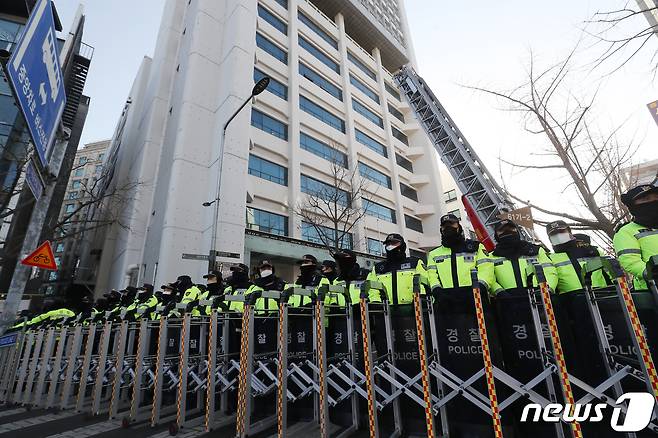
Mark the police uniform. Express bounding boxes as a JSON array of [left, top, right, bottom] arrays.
[[427, 214, 494, 292], [614, 181, 658, 290], [490, 220, 557, 294], [546, 221, 609, 293], [366, 234, 429, 304]]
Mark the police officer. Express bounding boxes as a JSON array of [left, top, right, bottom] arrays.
[[614, 179, 658, 290], [223, 264, 254, 312], [200, 270, 223, 315], [490, 219, 557, 294], [330, 249, 367, 304], [288, 255, 322, 307], [427, 213, 494, 293], [426, 214, 497, 436], [546, 220, 609, 293], [125, 283, 159, 320], [367, 233, 428, 304], [255, 260, 286, 291], [320, 260, 338, 283], [175, 275, 203, 314], [158, 283, 179, 317]]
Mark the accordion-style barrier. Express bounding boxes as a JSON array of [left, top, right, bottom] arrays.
[[1, 257, 658, 437]]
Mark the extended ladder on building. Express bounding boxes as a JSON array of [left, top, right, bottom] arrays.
[[393, 65, 530, 246]]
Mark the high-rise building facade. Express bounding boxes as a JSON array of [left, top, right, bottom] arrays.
[[96, 0, 446, 292], [42, 140, 110, 295]]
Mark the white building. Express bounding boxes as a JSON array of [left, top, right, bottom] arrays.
[[96, 0, 447, 291], [621, 158, 658, 189], [438, 164, 476, 239]]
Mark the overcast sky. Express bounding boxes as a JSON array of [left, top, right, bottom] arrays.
[[52, 0, 658, 236]]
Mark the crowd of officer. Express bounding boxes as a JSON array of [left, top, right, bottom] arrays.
[[7, 179, 657, 332]]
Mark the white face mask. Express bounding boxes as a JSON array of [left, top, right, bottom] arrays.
[[385, 244, 398, 252], [163, 290, 172, 295], [549, 232, 572, 246], [260, 269, 272, 277]]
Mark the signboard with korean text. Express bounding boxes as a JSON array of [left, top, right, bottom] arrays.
[[6, 0, 66, 165]]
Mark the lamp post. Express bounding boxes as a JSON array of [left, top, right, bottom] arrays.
[[205, 77, 270, 271]]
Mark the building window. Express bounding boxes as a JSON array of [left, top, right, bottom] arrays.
[[48, 271, 58, 281], [298, 10, 337, 49], [350, 74, 379, 104], [78, 156, 87, 164], [395, 153, 413, 173], [400, 183, 418, 201], [367, 237, 385, 256], [298, 35, 340, 74], [97, 153, 104, 161], [352, 99, 383, 128], [55, 243, 65, 253], [444, 189, 457, 203], [347, 51, 376, 81], [300, 132, 347, 167], [256, 32, 288, 64], [95, 165, 102, 174], [299, 63, 342, 101], [405, 214, 424, 233], [447, 209, 461, 219], [274, 0, 287, 8], [246, 207, 288, 236], [391, 126, 408, 145], [385, 82, 400, 100], [65, 204, 76, 214], [299, 95, 345, 133], [71, 180, 82, 189], [355, 129, 387, 157], [358, 162, 391, 189], [254, 68, 288, 100], [258, 4, 287, 34], [248, 154, 288, 185], [301, 222, 353, 249], [73, 168, 84, 177], [251, 108, 288, 140], [363, 199, 396, 223], [301, 174, 350, 207], [388, 103, 404, 123], [68, 191, 78, 200]]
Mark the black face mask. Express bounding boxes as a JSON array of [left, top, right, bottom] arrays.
[[300, 265, 317, 276], [230, 271, 249, 285], [630, 201, 658, 228], [441, 227, 464, 248], [385, 244, 406, 262], [206, 282, 222, 295], [337, 258, 355, 276], [493, 232, 522, 258], [323, 269, 337, 282]]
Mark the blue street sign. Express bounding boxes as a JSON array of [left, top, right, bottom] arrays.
[[25, 159, 43, 199], [0, 333, 18, 347], [6, 0, 66, 166]]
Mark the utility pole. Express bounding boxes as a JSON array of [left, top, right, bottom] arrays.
[[0, 128, 70, 333]]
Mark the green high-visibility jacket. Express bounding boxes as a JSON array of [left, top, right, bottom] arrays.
[[284, 283, 314, 307], [125, 295, 159, 320], [366, 258, 429, 305], [613, 221, 658, 290], [491, 247, 557, 295], [427, 240, 495, 291], [317, 277, 350, 307], [548, 249, 609, 294], [223, 284, 278, 314]]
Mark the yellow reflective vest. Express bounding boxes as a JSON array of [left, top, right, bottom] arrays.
[[491, 246, 557, 295], [613, 221, 658, 290], [548, 249, 610, 294], [427, 240, 494, 291], [366, 258, 428, 305]]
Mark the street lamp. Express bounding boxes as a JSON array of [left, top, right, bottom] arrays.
[[207, 77, 270, 271]]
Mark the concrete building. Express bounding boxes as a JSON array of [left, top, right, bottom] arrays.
[[438, 164, 476, 239], [0, 2, 92, 306], [97, 0, 446, 292], [637, 0, 658, 37], [621, 158, 658, 189], [41, 140, 110, 296]]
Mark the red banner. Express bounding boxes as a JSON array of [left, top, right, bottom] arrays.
[[462, 195, 495, 252]]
